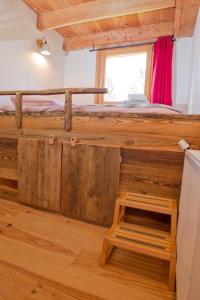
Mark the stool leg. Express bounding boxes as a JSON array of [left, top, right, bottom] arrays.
[[113, 201, 121, 225], [171, 211, 177, 242], [119, 205, 126, 223], [99, 239, 114, 267], [168, 253, 176, 291]]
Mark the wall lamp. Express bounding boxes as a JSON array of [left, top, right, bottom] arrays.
[[37, 36, 51, 56]]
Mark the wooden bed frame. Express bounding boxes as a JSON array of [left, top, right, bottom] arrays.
[[1, 88, 200, 226]]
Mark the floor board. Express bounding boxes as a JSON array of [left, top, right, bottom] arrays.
[[0, 199, 175, 300]]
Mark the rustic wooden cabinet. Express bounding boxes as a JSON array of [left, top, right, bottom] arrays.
[[18, 138, 62, 212], [61, 142, 120, 225], [18, 138, 120, 225]]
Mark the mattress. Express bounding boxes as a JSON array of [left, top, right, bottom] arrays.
[[0, 96, 181, 115]]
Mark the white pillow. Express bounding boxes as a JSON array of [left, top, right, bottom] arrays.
[[0, 96, 13, 106]]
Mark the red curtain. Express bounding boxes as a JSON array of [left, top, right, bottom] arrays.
[[150, 36, 174, 106]]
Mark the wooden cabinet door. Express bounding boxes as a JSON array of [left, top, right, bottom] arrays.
[[61, 143, 120, 226], [18, 138, 62, 212]]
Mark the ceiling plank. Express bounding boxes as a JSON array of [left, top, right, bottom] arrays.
[[38, 0, 175, 30], [63, 22, 174, 51]]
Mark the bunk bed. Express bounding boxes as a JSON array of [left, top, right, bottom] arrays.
[[0, 88, 200, 227]]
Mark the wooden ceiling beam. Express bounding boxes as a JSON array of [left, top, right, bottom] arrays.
[[38, 0, 175, 30], [63, 22, 174, 51]]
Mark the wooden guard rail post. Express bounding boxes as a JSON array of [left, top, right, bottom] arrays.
[[15, 93, 22, 129], [64, 90, 72, 131], [0, 88, 107, 131]]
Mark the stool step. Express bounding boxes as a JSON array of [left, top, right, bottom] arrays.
[[107, 222, 172, 261], [118, 192, 177, 215], [100, 192, 177, 291]]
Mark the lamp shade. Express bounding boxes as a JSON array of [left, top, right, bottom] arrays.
[[37, 37, 51, 56]]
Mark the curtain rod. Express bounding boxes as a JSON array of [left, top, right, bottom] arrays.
[[89, 36, 176, 52]]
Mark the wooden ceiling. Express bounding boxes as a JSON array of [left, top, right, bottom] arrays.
[[23, 0, 200, 51]]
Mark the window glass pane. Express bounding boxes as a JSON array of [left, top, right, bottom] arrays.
[[104, 52, 147, 102]]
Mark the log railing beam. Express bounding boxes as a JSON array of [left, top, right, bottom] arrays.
[[0, 88, 107, 131]]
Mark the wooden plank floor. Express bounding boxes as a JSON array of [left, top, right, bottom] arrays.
[[0, 199, 175, 300]]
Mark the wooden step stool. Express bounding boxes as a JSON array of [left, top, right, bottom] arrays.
[[99, 192, 177, 291]]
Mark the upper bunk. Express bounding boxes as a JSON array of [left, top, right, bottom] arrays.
[[0, 88, 200, 153]]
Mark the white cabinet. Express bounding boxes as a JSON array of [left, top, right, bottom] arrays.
[[177, 150, 200, 300]]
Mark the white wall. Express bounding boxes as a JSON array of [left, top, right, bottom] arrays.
[[65, 50, 97, 104], [188, 9, 200, 114], [0, 0, 65, 104], [0, 36, 65, 90], [173, 8, 200, 114], [172, 38, 193, 112]]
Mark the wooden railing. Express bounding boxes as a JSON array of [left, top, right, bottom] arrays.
[[0, 88, 107, 131]]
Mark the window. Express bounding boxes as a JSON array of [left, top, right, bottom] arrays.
[[95, 45, 153, 104]]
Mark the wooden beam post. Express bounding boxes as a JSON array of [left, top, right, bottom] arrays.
[[15, 93, 22, 129], [174, 0, 200, 37], [64, 90, 72, 131], [37, 0, 175, 30], [174, 0, 183, 37]]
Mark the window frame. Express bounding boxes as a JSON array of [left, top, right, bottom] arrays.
[[95, 45, 153, 104]]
